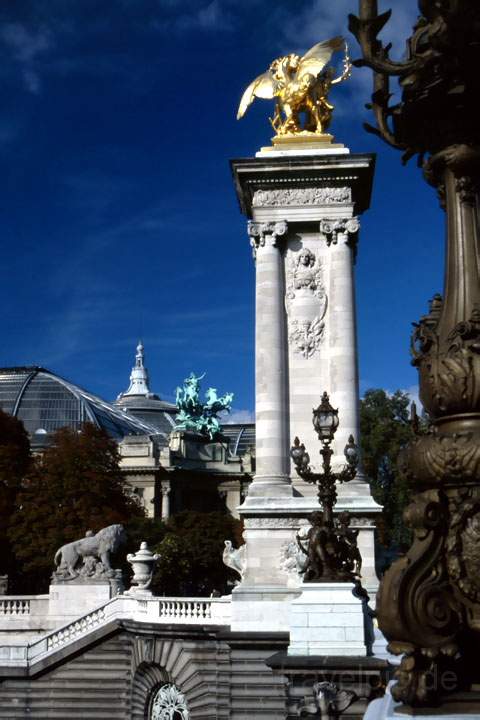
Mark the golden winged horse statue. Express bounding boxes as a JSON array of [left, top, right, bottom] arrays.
[[237, 37, 351, 137]]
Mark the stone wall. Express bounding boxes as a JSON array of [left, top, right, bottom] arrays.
[[0, 632, 131, 719], [0, 621, 288, 719]]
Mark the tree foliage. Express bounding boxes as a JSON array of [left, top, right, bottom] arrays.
[[142, 511, 243, 597], [1, 413, 243, 595], [360, 389, 416, 556], [0, 410, 31, 582], [9, 423, 144, 592]]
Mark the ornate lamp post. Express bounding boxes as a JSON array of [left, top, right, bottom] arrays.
[[290, 392, 361, 582], [350, 0, 480, 710]]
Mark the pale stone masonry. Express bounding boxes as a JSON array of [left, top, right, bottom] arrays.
[[230, 149, 382, 622], [288, 583, 366, 656], [248, 219, 290, 495]]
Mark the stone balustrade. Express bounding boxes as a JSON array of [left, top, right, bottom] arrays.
[[0, 598, 31, 615], [0, 595, 50, 636], [47, 606, 107, 650], [159, 598, 214, 622], [0, 594, 232, 669]]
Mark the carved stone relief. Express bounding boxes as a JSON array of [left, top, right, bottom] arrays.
[[280, 527, 309, 581], [244, 516, 370, 530], [244, 517, 308, 529], [285, 246, 328, 359], [252, 187, 352, 207], [350, 516, 376, 528]]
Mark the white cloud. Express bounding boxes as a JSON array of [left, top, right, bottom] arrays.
[[274, 0, 419, 118], [224, 409, 254, 424], [1, 23, 52, 62], [0, 22, 53, 94], [361, 384, 423, 413], [153, 0, 234, 33], [278, 0, 418, 56], [197, 1, 232, 30], [402, 384, 422, 412]]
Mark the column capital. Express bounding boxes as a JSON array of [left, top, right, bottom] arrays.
[[320, 217, 360, 260], [247, 220, 288, 259], [320, 217, 360, 244], [160, 478, 171, 496]]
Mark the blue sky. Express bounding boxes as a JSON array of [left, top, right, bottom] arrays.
[[0, 0, 443, 421]]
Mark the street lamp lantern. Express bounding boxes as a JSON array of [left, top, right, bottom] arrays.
[[344, 434, 358, 467], [290, 437, 311, 475], [290, 392, 361, 583], [312, 392, 339, 444]]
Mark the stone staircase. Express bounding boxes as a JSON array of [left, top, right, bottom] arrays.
[[0, 594, 232, 671]]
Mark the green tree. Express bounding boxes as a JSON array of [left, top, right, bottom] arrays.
[[124, 515, 167, 552], [149, 511, 244, 596], [360, 389, 416, 556], [0, 410, 31, 586], [9, 423, 144, 593]]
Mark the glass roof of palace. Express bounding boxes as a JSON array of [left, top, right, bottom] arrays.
[[0, 367, 165, 441]]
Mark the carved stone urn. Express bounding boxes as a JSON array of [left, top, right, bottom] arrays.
[[126, 541, 159, 594]]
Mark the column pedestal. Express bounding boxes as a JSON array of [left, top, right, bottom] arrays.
[[48, 579, 120, 625], [288, 583, 367, 657]]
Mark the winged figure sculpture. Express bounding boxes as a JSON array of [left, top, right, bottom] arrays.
[[237, 37, 351, 137]]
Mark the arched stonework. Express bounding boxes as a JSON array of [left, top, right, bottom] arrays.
[[131, 661, 170, 719], [130, 634, 231, 719]]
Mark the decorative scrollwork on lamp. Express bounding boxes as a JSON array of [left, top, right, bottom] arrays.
[[290, 392, 360, 583], [350, 0, 480, 710]]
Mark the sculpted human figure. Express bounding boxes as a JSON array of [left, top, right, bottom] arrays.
[[285, 247, 327, 359], [296, 510, 362, 582], [176, 372, 204, 411], [297, 511, 337, 581], [293, 248, 317, 291], [337, 511, 362, 577], [174, 373, 234, 440]]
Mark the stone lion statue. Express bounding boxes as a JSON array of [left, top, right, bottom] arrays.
[[53, 524, 126, 581]]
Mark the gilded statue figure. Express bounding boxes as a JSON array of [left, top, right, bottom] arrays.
[[237, 37, 351, 137]]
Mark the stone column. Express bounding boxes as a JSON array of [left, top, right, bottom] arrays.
[[247, 220, 292, 498], [321, 218, 362, 468], [143, 484, 155, 518], [219, 483, 242, 518], [230, 152, 380, 629], [160, 479, 171, 522]]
